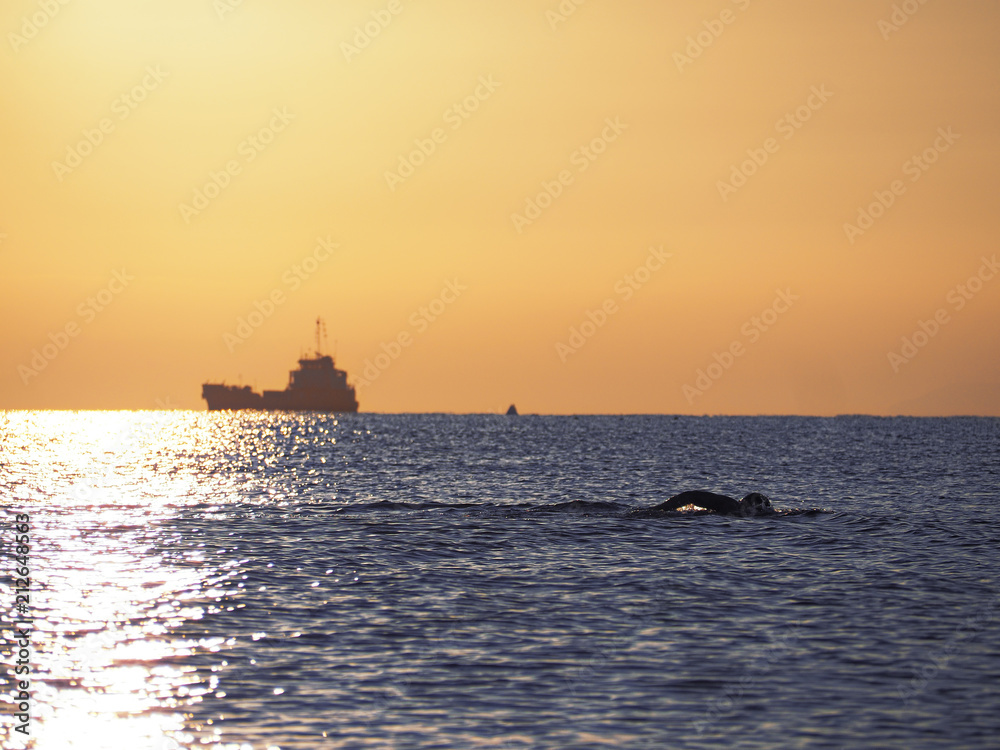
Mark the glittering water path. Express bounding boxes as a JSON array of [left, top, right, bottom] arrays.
[[2, 413, 998, 749]]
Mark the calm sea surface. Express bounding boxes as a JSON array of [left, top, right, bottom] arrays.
[[2, 413, 999, 749]]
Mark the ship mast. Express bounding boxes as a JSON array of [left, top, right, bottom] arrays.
[[315, 317, 328, 356]]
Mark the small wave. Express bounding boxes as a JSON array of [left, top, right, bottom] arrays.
[[334, 499, 629, 515], [628, 506, 830, 519], [334, 500, 493, 513], [328, 499, 828, 519], [527, 500, 632, 514]]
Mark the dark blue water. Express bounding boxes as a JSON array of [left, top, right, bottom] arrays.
[[2, 413, 999, 749]]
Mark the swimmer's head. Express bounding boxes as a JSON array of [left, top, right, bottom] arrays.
[[739, 492, 773, 516]]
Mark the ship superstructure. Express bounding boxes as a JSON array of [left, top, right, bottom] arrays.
[[202, 318, 359, 412]]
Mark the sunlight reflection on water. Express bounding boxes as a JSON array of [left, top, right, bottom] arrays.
[[2, 412, 999, 749], [1, 412, 240, 750]]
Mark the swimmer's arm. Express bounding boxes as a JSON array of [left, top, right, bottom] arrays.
[[655, 491, 740, 514], [656, 495, 692, 512]]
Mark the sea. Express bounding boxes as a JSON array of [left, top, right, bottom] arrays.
[[2, 412, 999, 750]]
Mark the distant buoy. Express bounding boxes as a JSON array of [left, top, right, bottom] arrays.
[[506, 404, 518, 416]]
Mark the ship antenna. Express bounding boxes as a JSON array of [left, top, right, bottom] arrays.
[[315, 317, 328, 356]]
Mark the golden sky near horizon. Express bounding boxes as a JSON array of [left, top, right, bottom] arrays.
[[1, 0, 998, 414]]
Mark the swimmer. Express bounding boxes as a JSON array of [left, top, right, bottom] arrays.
[[650, 490, 774, 517]]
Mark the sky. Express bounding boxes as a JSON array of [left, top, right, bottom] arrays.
[[1, 0, 998, 414]]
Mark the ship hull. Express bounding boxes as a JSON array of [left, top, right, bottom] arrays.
[[202, 383, 358, 412]]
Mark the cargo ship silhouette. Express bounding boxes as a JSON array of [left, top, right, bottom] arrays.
[[202, 318, 359, 412]]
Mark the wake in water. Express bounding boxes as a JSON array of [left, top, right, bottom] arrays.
[[627, 503, 828, 519], [329, 498, 829, 518]]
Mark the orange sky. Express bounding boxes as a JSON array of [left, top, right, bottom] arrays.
[[2, 0, 998, 414]]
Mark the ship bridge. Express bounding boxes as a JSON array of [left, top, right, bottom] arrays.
[[289, 354, 349, 390]]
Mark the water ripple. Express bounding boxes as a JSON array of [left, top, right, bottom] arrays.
[[1, 413, 998, 749]]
